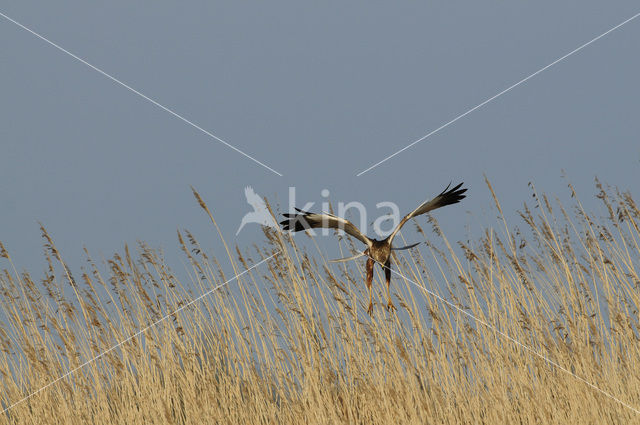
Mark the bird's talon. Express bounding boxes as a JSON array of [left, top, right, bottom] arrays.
[[386, 301, 396, 312], [367, 303, 374, 316]]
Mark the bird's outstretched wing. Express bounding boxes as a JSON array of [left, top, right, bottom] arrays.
[[280, 208, 372, 247], [391, 242, 421, 251], [329, 251, 365, 263], [245, 186, 267, 210], [388, 182, 467, 243]]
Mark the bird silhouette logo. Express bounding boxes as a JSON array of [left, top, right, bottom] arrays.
[[236, 186, 278, 235]]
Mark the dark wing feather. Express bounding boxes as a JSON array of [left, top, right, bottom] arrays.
[[388, 182, 467, 243], [280, 208, 372, 247]]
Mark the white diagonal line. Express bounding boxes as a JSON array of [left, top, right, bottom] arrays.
[[0, 11, 283, 177], [367, 255, 640, 415], [0, 252, 279, 415], [356, 11, 640, 176]]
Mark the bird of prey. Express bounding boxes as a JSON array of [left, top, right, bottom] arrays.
[[280, 183, 467, 315], [236, 186, 277, 235]]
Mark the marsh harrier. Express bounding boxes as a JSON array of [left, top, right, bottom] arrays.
[[280, 183, 467, 314]]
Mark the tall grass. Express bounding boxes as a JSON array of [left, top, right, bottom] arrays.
[[1, 180, 640, 424]]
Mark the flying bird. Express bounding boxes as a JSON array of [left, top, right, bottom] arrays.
[[280, 183, 467, 315]]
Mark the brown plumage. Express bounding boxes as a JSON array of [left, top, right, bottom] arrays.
[[280, 183, 467, 315]]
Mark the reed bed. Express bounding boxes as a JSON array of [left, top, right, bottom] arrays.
[[1, 180, 640, 424]]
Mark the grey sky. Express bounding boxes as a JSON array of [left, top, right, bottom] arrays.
[[1, 1, 639, 274]]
